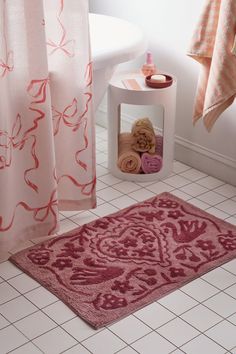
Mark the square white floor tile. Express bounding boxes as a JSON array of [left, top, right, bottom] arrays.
[[43, 301, 76, 325], [136, 180, 156, 187], [71, 211, 98, 225], [216, 199, 236, 215], [197, 176, 224, 189], [228, 313, 236, 325], [109, 315, 151, 344], [145, 181, 174, 194], [63, 343, 91, 353], [134, 302, 175, 329], [158, 290, 198, 315], [0, 282, 20, 305], [0, 325, 28, 353], [100, 161, 108, 169], [132, 331, 175, 354], [96, 140, 108, 152], [157, 317, 199, 347], [96, 165, 109, 177], [10, 342, 43, 354], [33, 327, 77, 354], [214, 184, 236, 198], [0, 313, 9, 329], [181, 278, 219, 302], [8, 273, 40, 294], [96, 125, 106, 134], [96, 197, 106, 206], [129, 189, 155, 202], [62, 316, 98, 341], [110, 195, 137, 209], [181, 304, 222, 331], [171, 350, 185, 354], [117, 347, 138, 354], [97, 130, 108, 140], [25, 287, 58, 309], [202, 268, 236, 290], [225, 216, 236, 225], [222, 259, 236, 275], [59, 219, 78, 233], [163, 317, 202, 348], [97, 187, 123, 201], [99, 174, 121, 185], [188, 198, 209, 210], [203, 292, 236, 317], [224, 283, 236, 299], [181, 334, 226, 354], [0, 252, 11, 263], [164, 175, 190, 188], [197, 191, 226, 206], [0, 261, 22, 280], [180, 183, 208, 197], [113, 181, 140, 194], [173, 161, 190, 174], [96, 179, 108, 191], [59, 210, 81, 218], [96, 152, 107, 164], [95, 136, 104, 144], [92, 203, 118, 217], [180, 168, 207, 181], [82, 329, 126, 354], [0, 296, 37, 322], [205, 320, 236, 350], [58, 212, 66, 221], [15, 311, 56, 339], [169, 189, 191, 200], [205, 207, 230, 219]]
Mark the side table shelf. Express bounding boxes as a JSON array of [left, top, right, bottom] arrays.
[[107, 71, 177, 182]]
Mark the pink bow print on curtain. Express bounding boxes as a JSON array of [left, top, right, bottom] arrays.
[[0, 0, 96, 259]]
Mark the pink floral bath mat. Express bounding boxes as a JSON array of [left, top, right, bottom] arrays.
[[10, 192, 236, 329]]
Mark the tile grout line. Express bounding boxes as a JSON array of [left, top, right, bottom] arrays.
[[1, 145, 236, 353]]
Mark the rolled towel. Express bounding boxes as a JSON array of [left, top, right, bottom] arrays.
[[117, 133, 142, 174], [155, 134, 163, 156], [131, 117, 156, 154], [141, 153, 163, 174]]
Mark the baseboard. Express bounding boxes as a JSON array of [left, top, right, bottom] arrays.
[[174, 137, 236, 186], [96, 106, 236, 186]]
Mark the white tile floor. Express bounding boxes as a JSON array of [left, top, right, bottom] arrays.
[[0, 125, 236, 353]]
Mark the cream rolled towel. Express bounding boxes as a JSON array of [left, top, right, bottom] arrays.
[[117, 133, 141, 174], [131, 117, 156, 154]]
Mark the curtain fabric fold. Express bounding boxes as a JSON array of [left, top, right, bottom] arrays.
[[0, 0, 96, 258]]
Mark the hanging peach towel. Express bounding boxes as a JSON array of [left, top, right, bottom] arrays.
[[187, 0, 236, 131]]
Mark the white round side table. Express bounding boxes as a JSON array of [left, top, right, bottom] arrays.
[[107, 71, 177, 182]]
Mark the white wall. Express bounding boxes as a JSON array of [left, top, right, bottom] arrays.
[[89, 0, 236, 184]]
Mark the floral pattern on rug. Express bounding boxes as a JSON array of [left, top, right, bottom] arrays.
[[10, 192, 236, 328]]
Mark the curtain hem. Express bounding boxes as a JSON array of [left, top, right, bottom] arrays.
[[58, 195, 97, 211]]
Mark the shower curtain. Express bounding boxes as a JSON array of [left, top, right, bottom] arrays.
[[0, 0, 96, 258]]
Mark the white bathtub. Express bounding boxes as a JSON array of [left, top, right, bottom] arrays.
[[89, 13, 147, 110]]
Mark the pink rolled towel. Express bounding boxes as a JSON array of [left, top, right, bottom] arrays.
[[141, 153, 163, 174], [155, 134, 163, 156]]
